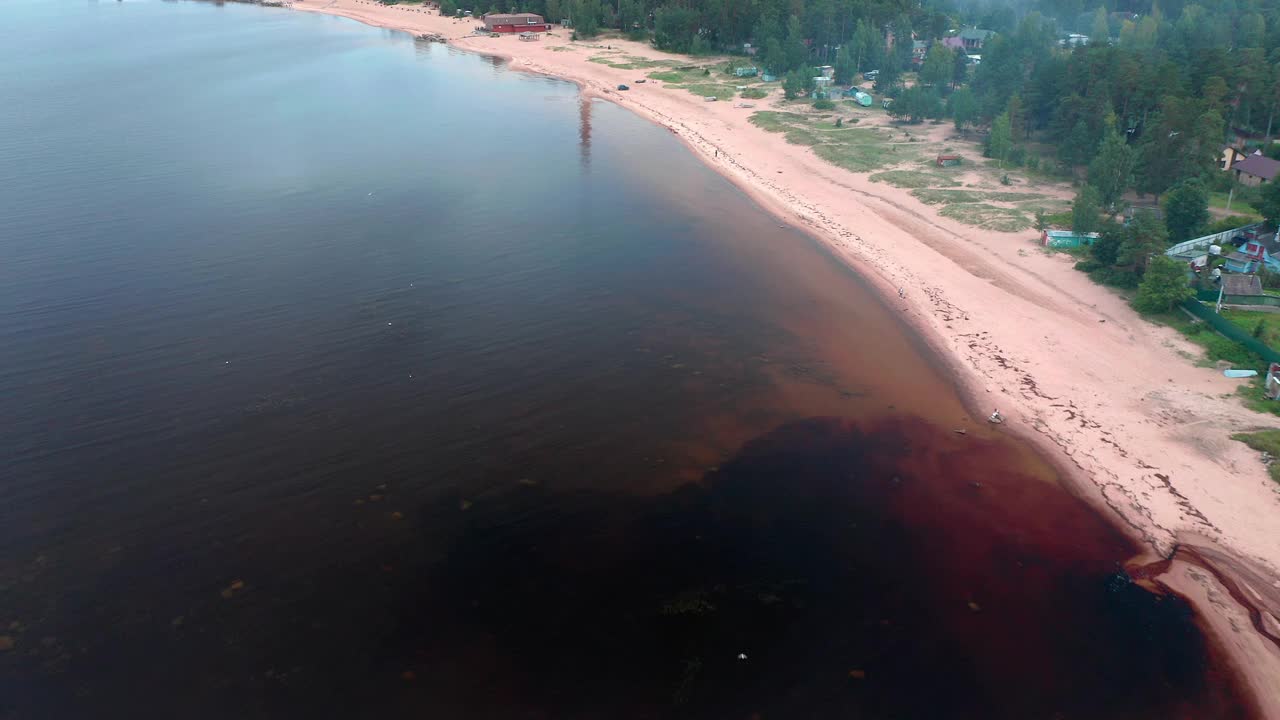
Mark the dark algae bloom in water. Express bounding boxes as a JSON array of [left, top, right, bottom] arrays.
[[395, 417, 1255, 719]]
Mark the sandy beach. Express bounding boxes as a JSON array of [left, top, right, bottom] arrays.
[[287, 1, 1280, 711]]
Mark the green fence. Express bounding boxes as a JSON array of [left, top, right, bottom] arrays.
[[1194, 289, 1280, 306], [1181, 300, 1280, 365]]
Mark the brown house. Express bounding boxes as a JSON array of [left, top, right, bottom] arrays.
[[1232, 151, 1280, 186], [483, 13, 549, 33]]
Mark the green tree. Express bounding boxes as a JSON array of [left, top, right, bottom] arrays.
[[1117, 210, 1169, 274], [1072, 184, 1103, 235], [570, 0, 600, 37], [1090, 7, 1110, 45], [783, 70, 809, 99], [438, 0, 458, 15], [949, 87, 978, 132], [1162, 178, 1209, 244], [1133, 255, 1193, 313], [987, 112, 1013, 168], [920, 44, 951, 88], [853, 20, 882, 72], [617, 0, 643, 35], [1260, 180, 1280, 225], [951, 48, 968, 89], [1060, 120, 1095, 169], [1088, 123, 1135, 210], [834, 46, 856, 85], [784, 15, 808, 73], [763, 37, 785, 75], [653, 6, 697, 52], [890, 85, 943, 123]]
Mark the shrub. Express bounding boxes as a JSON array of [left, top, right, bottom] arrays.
[[813, 98, 835, 110]]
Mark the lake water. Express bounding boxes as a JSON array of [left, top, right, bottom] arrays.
[[0, 1, 1257, 718]]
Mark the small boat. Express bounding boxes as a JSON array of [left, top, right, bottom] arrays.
[[634, 79, 646, 83], [1224, 369, 1259, 378]]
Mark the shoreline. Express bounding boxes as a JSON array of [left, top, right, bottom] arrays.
[[281, 1, 1280, 713]]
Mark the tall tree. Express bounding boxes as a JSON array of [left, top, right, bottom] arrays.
[[1133, 255, 1193, 313], [987, 112, 1013, 167], [1259, 180, 1280, 226], [949, 87, 978, 132], [951, 48, 969, 89], [1162, 177, 1210, 244], [920, 43, 951, 87], [834, 45, 856, 85], [1090, 7, 1109, 45], [1072, 184, 1103, 234], [1088, 122, 1136, 209], [1117, 210, 1169, 274], [784, 15, 808, 73]]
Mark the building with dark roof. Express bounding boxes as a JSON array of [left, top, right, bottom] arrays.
[[1232, 151, 1280, 186]]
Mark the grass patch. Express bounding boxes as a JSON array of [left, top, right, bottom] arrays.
[[681, 83, 737, 100], [913, 188, 986, 205], [812, 133, 900, 172], [939, 203, 1032, 232], [1149, 308, 1264, 368], [1210, 191, 1262, 219], [1220, 309, 1280, 348], [1229, 429, 1280, 482], [648, 68, 712, 83], [740, 87, 768, 99], [748, 111, 808, 133], [1039, 209, 1073, 228], [1236, 379, 1280, 419], [869, 170, 960, 189]]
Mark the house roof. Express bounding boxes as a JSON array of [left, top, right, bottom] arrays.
[[483, 13, 544, 23], [1233, 153, 1280, 181], [1223, 274, 1264, 296], [959, 28, 994, 41], [1225, 251, 1256, 264]]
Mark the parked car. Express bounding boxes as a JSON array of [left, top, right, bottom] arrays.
[[617, 84, 629, 91]]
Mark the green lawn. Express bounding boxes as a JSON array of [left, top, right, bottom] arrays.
[[1220, 308, 1280, 348], [1209, 191, 1262, 219]]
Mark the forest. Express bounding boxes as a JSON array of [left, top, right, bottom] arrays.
[[436, 0, 1280, 197]]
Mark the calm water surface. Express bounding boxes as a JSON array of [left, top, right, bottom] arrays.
[[0, 1, 1256, 718]]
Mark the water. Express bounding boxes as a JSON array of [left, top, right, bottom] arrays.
[[0, 1, 1256, 718]]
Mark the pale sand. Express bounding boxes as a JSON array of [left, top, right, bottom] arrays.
[[288, 2, 1280, 711]]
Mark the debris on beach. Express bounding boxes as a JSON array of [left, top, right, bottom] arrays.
[[848, 669, 866, 680], [0, 636, 14, 652]]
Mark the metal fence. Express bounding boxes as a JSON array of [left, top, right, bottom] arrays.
[[1181, 300, 1280, 365], [1166, 222, 1266, 258], [1194, 289, 1280, 307]]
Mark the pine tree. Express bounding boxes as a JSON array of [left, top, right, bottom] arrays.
[[987, 112, 1013, 168], [1134, 256, 1193, 313], [1090, 8, 1110, 45], [1162, 178, 1209, 244], [1072, 185, 1103, 234], [1088, 121, 1135, 209]]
